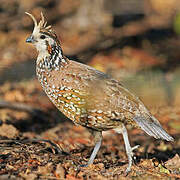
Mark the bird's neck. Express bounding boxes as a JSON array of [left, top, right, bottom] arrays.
[[36, 44, 69, 72]]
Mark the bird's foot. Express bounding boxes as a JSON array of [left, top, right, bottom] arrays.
[[125, 145, 140, 174]]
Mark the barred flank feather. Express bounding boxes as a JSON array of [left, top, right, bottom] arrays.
[[133, 116, 174, 141]]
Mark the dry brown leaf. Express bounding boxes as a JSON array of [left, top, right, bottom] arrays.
[[165, 154, 180, 169], [0, 124, 19, 138]]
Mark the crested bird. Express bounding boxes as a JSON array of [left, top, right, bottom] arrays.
[[25, 12, 174, 173]]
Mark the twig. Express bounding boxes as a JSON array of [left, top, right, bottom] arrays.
[[0, 138, 67, 155], [0, 100, 39, 113], [0, 100, 46, 120]]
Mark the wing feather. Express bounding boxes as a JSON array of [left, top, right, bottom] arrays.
[[133, 116, 174, 141]]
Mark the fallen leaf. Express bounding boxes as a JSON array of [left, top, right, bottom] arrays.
[[165, 154, 180, 170], [0, 124, 19, 138]]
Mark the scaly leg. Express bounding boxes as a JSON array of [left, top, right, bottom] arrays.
[[81, 131, 102, 167], [114, 125, 139, 173]]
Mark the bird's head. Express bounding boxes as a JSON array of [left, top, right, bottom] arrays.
[[25, 12, 60, 55]]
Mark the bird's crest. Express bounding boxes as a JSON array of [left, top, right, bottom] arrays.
[[25, 12, 59, 43]]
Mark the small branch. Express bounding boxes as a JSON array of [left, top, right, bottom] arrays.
[[0, 138, 67, 155], [0, 100, 46, 120]]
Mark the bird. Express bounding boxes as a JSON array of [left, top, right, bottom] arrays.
[[25, 12, 174, 173]]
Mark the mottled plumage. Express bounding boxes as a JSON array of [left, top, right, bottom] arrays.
[[26, 12, 174, 173]]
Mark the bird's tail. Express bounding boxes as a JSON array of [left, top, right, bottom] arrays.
[[133, 115, 174, 141]]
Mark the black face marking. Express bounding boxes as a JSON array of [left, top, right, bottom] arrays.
[[40, 35, 46, 39], [40, 31, 60, 44]]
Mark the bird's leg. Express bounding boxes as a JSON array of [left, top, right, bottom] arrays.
[[81, 130, 102, 167], [114, 124, 139, 173]]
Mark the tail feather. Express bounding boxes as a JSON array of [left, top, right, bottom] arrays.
[[133, 116, 174, 141]]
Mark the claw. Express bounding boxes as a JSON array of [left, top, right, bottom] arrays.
[[132, 145, 140, 151], [125, 145, 139, 173], [79, 164, 88, 168], [125, 166, 131, 174], [76, 163, 88, 172]]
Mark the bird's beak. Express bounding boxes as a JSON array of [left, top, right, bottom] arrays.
[[26, 35, 35, 43]]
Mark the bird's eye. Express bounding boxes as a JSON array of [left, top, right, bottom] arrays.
[[40, 35, 46, 39]]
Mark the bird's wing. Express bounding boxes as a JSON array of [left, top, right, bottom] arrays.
[[56, 61, 174, 141], [101, 75, 174, 141], [75, 63, 173, 141]]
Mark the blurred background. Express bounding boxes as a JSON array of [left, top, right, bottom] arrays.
[[0, 0, 180, 108], [0, 0, 180, 179]]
